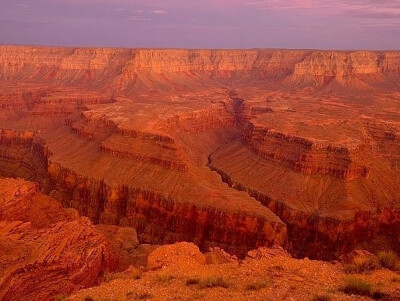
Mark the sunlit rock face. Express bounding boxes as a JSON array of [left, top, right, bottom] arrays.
[[0, 178, 113, 301], [0, 46, 400, 260]]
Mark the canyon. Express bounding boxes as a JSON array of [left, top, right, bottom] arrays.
[[1, 46, 400, 299]]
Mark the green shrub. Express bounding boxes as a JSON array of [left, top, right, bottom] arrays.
[[342, 276, 372, 296], [53, 295, 67, 301], [156, 274, 173, 283], [186, 278, 200, 286], [341, 276, 384, 299], [207, 252, 219, 265], [200, 276, 229, 288], [377, 251, 399, 271], [343, 255, 380, 273], [271, 265, 284, 271], [126, 291, 134, 298], [245, 280, 267, 291], [129, 269, 143, 280], [136, 292, 152, 300], [105, 268, 142, 283]]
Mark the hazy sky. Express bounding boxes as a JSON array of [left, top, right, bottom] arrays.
[[1, 0, 399, 50]]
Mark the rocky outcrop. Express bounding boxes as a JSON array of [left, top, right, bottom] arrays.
[[95, 224, 140, 271], [0, 178, 113, 301], [246, 245, 291, 260], [147, 242, 206, 269], [0, 219, 110, 301]]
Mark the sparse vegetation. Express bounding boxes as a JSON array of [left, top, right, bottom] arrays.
[[245, 280, 268, 291], [156, 274, 173, 283], [200, 276, 229, 289], [186, 277, 201, 286], [343, 255, 380, 273], [105, 268, 142, 283], [207, 252, 219, 265], [53, 294, 67, 301], [377, 250, 399, 271], [126, 291, 135, 298], [131, 269, 143, 280], [192, 292, 206, 299], [343, 251, 400, 274], [341, 276, 384, 299], [310, 294, 331, 301], [104, 269, 143, 282], [342, 276, 372, 296], [135, 292, 152, 300], [271, 265, 284, 271]]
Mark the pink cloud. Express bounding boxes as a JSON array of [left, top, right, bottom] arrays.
[[152, 9, 168, 15], [246, 0, 325, 9]]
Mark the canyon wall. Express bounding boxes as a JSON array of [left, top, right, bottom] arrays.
[[208, 162, 400, 259], [242, 123, 369, 180], [1, 46, 399, 93]]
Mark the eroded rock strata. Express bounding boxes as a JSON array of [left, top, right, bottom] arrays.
[[1, 46, 400, 92], [0, 178, 114, 301], [0, 46, 400, 260]]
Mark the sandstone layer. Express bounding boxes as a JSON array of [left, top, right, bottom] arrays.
[[0, 46, 399, 94]]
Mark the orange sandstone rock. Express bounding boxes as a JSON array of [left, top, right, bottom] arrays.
[[0, 178, 113, 301], [147, 242, 206, 270]]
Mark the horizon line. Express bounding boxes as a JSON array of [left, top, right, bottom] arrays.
[[0, 43, 398, 53]]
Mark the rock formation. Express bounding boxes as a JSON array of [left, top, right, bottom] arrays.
[[147, 242, 206, 270], [95, 224, 140, 271], [0, 178, 113, 301]]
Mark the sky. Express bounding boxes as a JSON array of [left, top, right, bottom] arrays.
[[0, 0, 399, 50]]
